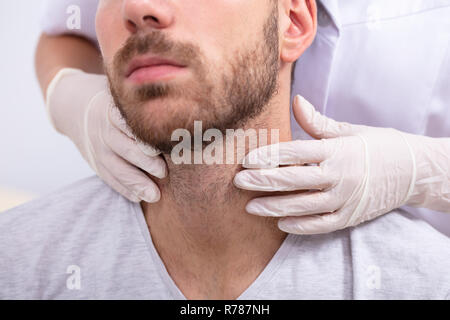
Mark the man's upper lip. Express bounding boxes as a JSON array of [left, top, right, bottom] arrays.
[[125, 56, 185, 78]]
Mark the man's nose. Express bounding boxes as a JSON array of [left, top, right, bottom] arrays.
[[122, 0, 175, 33]]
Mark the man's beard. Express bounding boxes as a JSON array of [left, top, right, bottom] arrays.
[[107, 6, 280, 154]]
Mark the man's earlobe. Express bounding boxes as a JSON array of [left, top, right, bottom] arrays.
[[280, 0, 317, 63]]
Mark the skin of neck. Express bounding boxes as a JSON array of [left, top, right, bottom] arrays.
[[142, 65, 293, 299]]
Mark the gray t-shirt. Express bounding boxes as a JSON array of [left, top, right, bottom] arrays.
[[0, 177, 449, 300]]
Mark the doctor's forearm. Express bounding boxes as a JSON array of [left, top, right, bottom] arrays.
[[35, 33, 103, 98], [406, 136, 450, 212]]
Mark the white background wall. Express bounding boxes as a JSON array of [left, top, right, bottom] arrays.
[[0, 1, 92, 211]]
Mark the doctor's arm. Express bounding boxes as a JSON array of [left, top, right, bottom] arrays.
[[235, 96, 450, 235], [35, 33, 166, 203], [35, 34, 103, 94]]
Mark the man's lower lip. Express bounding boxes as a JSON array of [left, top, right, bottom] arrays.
[[127, 65, 186, 84]]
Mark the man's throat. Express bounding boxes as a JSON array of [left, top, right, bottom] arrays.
[[142, 160, 287, 300]]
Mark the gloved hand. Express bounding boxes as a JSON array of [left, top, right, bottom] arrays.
[[46, 68, 167, 203], [235, 95, 450, 235]]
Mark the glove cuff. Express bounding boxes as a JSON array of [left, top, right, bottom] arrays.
[[45, 68, 85, 132], [397, 131, 418, 206]]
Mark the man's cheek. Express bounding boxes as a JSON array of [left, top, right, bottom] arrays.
[[96, 14, 121, 57], [95, 9, 108, 48], [96, 25, 114, 59]]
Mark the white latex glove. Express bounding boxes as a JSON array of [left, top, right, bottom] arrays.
[[235, 95, 450, 235], [46, 68, 167, 203]]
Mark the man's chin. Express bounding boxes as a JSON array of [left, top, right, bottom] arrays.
[[138, 98, 201, 123], [117, 104, 197, 153]]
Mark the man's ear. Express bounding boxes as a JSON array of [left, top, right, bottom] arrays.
[[279, 0, 317, 63]]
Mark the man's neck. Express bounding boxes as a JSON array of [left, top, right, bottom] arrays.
[[142, 81, 292, 300]]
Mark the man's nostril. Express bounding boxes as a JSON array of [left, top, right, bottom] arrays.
[[127, 20, 137, 31], [144, 15, 159, 23]]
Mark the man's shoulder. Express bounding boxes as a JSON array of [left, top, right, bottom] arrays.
[[349, 210, 450, 299], [283, 211, 450, 299], [2, 176, 115, 218], [353, 210, 450, 251], [0, 176, 130, 242], [0, 177, 151, 299]]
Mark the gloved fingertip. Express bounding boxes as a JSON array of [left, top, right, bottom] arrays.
[[246, 202, 277, 217], [245, 200, 259, 213], [127, 194, 141, 203], [278, 219, 303, 235], [293, 95, 302, 108], [150, 164, 168, 180], [243, 148, 277, 169], [143, 188, 161, 203], [137, 142, 161, 157], [233, 172, 250, 189], [297, 95, 315, 118], [159, 164, 168, 179]]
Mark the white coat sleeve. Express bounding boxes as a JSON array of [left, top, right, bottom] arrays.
[[40, 0, 99, 43]]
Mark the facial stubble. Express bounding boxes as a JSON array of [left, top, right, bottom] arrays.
[[107, 5, 280, 154]]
